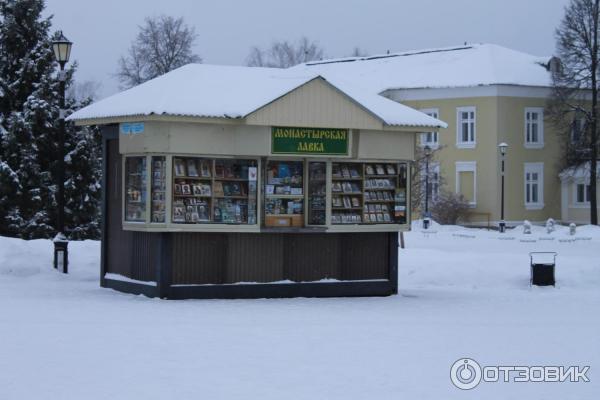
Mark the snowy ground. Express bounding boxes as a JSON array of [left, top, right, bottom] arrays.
[[1, 223, 599, 400]]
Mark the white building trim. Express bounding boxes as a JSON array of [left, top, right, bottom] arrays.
[[524, 162, 544, 210], [524, 107, 544, 149], [383, 85, 555, 102], [456, 106, 476, 149]]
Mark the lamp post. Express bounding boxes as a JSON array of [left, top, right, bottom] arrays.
[[52, 31, 73, 273], [423, 145, 432, 229], [498, 142, 508, 233]]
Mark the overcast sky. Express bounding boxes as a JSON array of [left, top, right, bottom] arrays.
[[44, 0, 570, 98]]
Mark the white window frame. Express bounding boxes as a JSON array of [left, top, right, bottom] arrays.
[[573, 181, 591, 205], [524, 162, 544, 210], [524, 107, 544, 149], [455, 161, 477, 207], [419, 108, 440, 149], [456, 106, 476, 149]]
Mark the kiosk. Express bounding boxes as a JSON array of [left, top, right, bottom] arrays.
[[69, 64, 445, 298]]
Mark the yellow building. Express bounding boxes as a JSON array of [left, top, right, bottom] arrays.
[[294, 43, 570, 225]]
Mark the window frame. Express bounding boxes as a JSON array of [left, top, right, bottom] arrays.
[[123, 155, 149, 224], [455, 161, 477, 207], [570, 117, 586, 144], [121, 155, 412, 232], [419, 108, 440, 149], [524, 162, 544, 210], [574, 181, 592, 205], [456, 106, 476, 149], [524, 107, 544, 149]]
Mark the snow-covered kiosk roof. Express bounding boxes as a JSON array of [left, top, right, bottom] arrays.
[[68, 64, 446, 130]]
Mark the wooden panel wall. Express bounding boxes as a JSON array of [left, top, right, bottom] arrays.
[[105, 138, 157, 282], [171, 232, 391, 285]]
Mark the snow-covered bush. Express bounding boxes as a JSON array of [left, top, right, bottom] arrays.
[[430, 190, 470, 225]]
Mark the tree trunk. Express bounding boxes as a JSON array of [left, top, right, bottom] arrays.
[[591, 0, 599, 225]]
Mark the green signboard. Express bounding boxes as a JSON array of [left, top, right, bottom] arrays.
[[271, 127, 349, 155]]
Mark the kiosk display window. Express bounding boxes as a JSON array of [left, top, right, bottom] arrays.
[[172, 157, 257, 224], [125, 156, 147, 222], [363, 162, 407, 224], [151, 156, 166, 223], [124, 155, 409, 230], [308, 162, 326, 225], [330, 161, 408, 225], [331, 162, 363, 224], [264, 160, 304, 227]]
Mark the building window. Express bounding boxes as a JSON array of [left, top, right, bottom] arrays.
[[575, 183, 591, 204], [524, 162, 544, 209], [524, 107, 544, 148], [571, 117, 586, 144], [456, 107, 476, 148], [455, 161, 476, 206], [420, 108, 440, 148]]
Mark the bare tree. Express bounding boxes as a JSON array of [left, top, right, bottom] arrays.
[[116, 15, 201, 88], [348, 47, 368, 57], [67, 80, 102, 103], [549, 0, 599, 225], [246, 37, 324, 68], [410, 145, 445, 216]]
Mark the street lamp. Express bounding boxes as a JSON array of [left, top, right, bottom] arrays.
[[498, 142, 508, 233], [423, 145, 432, 229], [52, 31, 73, 274]]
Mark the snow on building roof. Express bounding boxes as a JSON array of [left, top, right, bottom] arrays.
[[68, 64, 446, 129], [559, 162, 600, 181], [291, 43, 553, 92]]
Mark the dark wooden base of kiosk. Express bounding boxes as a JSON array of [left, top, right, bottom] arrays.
[[101, 231, 399, 299], [103, 277, 396, 299]]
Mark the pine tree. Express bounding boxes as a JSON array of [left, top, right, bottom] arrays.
[[0, 0, 102, 239]]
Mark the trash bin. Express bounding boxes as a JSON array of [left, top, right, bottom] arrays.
[[530, 252, 556, 286]]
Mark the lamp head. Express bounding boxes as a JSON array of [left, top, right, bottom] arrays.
[[424, 145, 432, 157], [498, 142, 508, 155], [52, 31, 72, 68]]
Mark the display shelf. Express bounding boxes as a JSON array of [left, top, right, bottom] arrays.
[[175, 176, 212, 181], [174, 194, 212, 198], [214, 177, 248, 182], [266, 194, 304, 198]]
